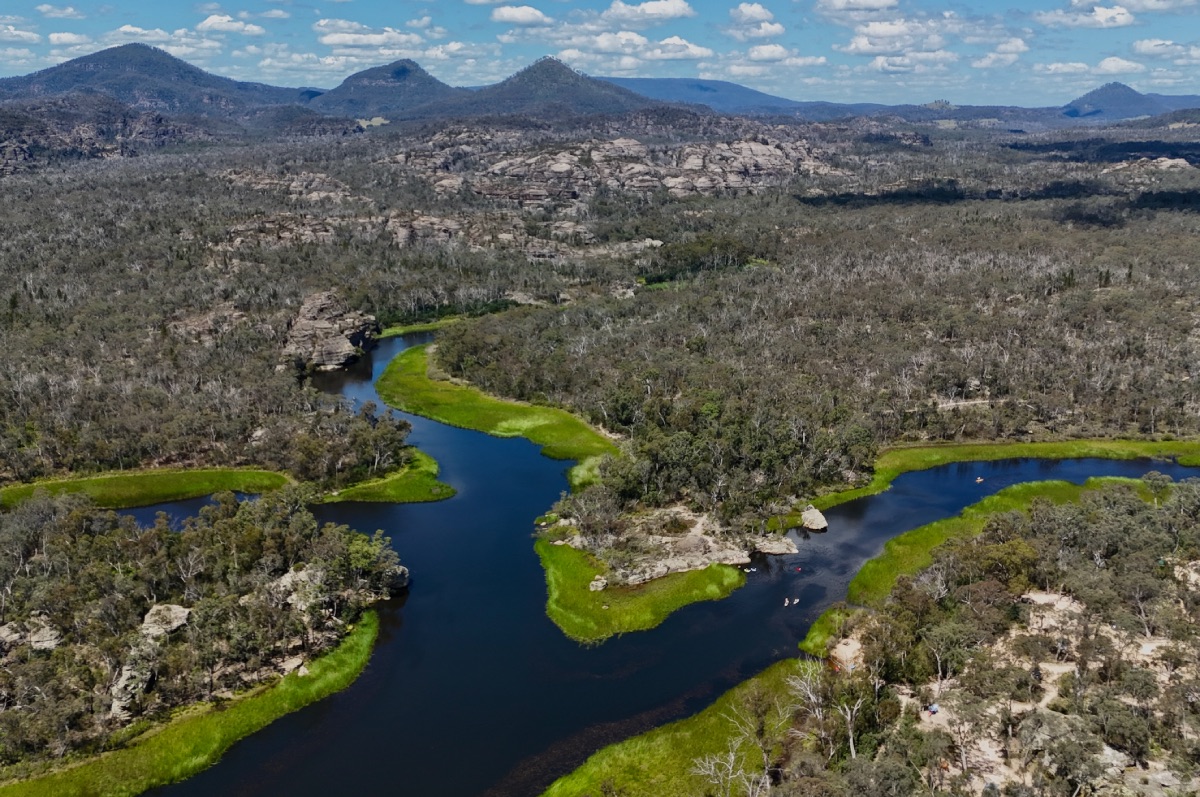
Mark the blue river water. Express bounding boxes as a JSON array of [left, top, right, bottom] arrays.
[[145, 334, 1200, 797]]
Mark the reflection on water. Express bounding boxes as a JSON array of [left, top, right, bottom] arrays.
[[146, 335, 1200, 797]]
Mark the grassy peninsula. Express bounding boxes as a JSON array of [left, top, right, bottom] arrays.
[[322, 450, 455, 503], [0, 468, 290, 510], [536, 539, 744, 643], [0, 612, 379, 797], [376, 345, 617, 490]]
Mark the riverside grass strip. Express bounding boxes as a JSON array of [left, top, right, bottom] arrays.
[[0, 611, 379, 797], [536, 539, 744, 643], [545, 476, 1144, 796], [808, 438, 1200, 512], [322, 450, 455, 503], [0, 469, 290, 510], [376, 345, 617, 490]]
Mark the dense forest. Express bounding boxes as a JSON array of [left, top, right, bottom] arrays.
[[676, 476, 1200, 796], [0, 487, 402, 765]]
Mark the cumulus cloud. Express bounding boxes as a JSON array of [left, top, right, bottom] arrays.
[[971, 37, 1027, 68], [730, 2, 774, 23], [1094, 55, 1146, 72], [35, 4, 85, 19], [1115, 0, 1196, 9], [1132, 38, 1200, 62], [725, 3, 784, 41], [1036, 61, 1091, 73], [817, 0, 897, 10], [490, 6, 554, 26], [0, 25, 41, 44], [643, 35, 712, 59], [48, 31, 90, 45], [870, 49, 957, 73], [603, 0, 696, 24], [1034, 5, 1136, 27], [313, 18, 424, 46], [196, 15, 266, 35]]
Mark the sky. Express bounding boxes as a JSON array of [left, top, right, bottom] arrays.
[[1, 0, 1198, 105]]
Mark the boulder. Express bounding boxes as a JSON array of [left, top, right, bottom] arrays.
[[588, 575, 608, 592], [141, 604, 190, 638], [754, 535, 799, 555], [282, 291, 380, 371], [800, 505, 828, 531], [388, 564, 411, 592], [28, 618, 61, 651]]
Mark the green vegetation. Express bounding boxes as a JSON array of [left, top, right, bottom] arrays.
[[379, 317, 462, 337], [377, 345, 617, 490], [799, 476, 1139, 657], [808, 439, 1200, 512], [542, 658, 802, 797], [536, 539, 744, 643], [0, 468, 289, 510], [323, 450, 454, 503], [553, 474, 1194, 797], [0, 612, 379, 797]]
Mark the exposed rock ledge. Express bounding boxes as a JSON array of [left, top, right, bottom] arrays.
[[282, 290, 380, 371], [570, 506, 799, 589], [800, 505, 829, 531]]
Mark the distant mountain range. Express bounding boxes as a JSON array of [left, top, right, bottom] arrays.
[[1, 43, 1198, 132]]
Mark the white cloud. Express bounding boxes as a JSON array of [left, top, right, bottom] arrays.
[[407, 16, 432, 29], [593, 30, 649, 52], [747, 43, 788, 61], [35, 4, 85, 19], [1034, 5, 1136, 28], [1037, 61, 1091, 73], [971, 51, 1018, 68], [48, 31, 90, 45], [0, 25, 41, 44], [313, 18, 424, 46], [196, 15, 266, 35], [260, 10, 291, 20], [103, 24, 224, 58], [1114, 0, 1196, 9], [730, 2, 774, 23], [1094, 55, 1146, 72], [490, 6, 554, 25], [995, 37, 1029, 54], [817, 0, 897, 10], [643, 34, 712, 59], [603, 0, 696, 24], [870, 49, 957, 73]]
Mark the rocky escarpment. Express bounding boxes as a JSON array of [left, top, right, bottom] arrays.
[[395, 127, 835, 207], [560, 506, 798, 589], [282, 291, 380, 371]]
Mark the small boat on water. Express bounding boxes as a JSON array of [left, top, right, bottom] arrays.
[[975, 477, 984, 483]]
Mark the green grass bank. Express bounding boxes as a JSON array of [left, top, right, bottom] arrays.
[[807, 438, 1200, 513], [536, 539, 744, 643], [546, 475, 1148, 795], [379, 316, 462, 338], [0, 469, 290, 510], [376, 345, 618, 490], [323, 450, 455, 503], [0, 611, 379, 797]]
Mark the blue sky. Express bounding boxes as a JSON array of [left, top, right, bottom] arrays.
[[1, 0, 1198, 104]]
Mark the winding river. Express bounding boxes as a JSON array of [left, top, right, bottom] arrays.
[[143, 334, 1200, 797]]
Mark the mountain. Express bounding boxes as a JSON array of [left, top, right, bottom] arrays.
[[414, 57, 662, 120], [1146, 92, 1200, 112], [599, 77, 804, 114], [1062, 82, 1170, 120], [309, 59, 467, 118], [0, 44, 314, 116]]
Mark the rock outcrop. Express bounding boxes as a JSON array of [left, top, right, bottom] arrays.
[[800, 505, 829, 531], [141, 604, 190, 638], [282, 291, 379, 371]]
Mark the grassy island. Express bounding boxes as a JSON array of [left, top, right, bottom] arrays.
[[322, 450, 455, 503], [376, 345, 617, 490], [0, 468, 290, 510], [0, 611, 379, 797], [536, 539, 744, 643]]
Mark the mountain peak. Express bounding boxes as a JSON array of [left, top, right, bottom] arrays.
[[1063, 81, 1167, 120], [310, 58, 464, 117]]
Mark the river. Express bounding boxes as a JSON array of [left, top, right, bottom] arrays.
[[147, 333, 1200, 797]]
